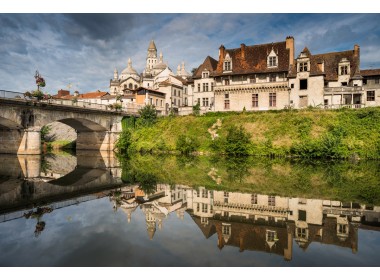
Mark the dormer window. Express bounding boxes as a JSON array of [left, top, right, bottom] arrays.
[[224, 61, 231, 71], [340, 65, 348, 75], [299, 62, 308, 72], [202, 71, 209, 78], [268, 56, 277, 67], [267, 49, 278, 68], [223, 53, 232, 72]]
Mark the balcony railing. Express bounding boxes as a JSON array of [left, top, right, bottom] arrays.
[[324, 86, 362, 93], [323, 104, 365, 109], [214, 81, 288, 93]]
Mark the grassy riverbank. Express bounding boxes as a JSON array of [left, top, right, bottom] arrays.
[[120, 107, 380, 159]]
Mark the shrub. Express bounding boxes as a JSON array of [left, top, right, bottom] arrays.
[[115, 129, 132, 154], [192, 103, 200, 116], [224, 125, 251, 156], [176, 134, 200, 155], [138, 104, 157, 126]]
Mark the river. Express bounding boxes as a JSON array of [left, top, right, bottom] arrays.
[[0, 152, 379, 266]]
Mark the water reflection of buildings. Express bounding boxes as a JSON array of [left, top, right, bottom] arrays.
[[111, 185, 380, 260]]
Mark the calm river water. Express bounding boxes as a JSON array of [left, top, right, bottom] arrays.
[[0, 152, 379, 267]]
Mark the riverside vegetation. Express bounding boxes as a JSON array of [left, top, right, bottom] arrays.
[[116, 106, 380, 159]]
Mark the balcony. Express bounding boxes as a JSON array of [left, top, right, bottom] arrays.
[[324, 86, 362, 93], [214, 81, 288, 93]]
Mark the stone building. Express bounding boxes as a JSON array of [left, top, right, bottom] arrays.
[[361, 69, 380, 107], [109, 40, 191, 114], [288, 45, 363, 108], [192, 36, 294, 112]]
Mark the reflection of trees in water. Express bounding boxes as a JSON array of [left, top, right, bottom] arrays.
[[176, 155, 199, 169], [136, 172, 157, 195], [23, 207, 53, 237], [224, 156, 250, 183]]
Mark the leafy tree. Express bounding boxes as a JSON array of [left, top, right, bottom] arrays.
[[115, 129, 132, 154], [138, 104, 157, 126], [192, 102, 200, 116], [224, 125, 251, 156], [176, 134, 200, 155]]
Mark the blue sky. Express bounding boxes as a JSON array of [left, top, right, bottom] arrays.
[[1, 13, 380, 94]]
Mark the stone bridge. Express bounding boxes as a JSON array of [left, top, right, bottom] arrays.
[[0, 98, 131, 154]]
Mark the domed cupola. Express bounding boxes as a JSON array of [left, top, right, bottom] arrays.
[[120, 58, 140, 80]]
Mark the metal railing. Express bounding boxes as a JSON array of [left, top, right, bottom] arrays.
[[323, 104, 365, 109]]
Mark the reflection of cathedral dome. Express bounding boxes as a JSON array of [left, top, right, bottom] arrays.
[[120, 58, 140, 80]]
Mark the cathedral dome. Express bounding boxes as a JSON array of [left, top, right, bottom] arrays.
[[120, 58, 140, 80]]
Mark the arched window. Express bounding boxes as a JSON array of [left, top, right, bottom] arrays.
[[129, 83, 133, 89], [134, 84, 138, 89]]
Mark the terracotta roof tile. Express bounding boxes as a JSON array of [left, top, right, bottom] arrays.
[[215, 41, 290, 75], [194, 56, 218, 78], [78, 91, 109, 99], [360, 69, 380, 77]]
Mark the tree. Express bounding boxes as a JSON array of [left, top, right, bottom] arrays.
[[138, 104, 157, 126], [224, 125, 251, 156], [192, 102, 200, 116]]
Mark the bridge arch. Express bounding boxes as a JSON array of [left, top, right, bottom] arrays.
[[0, 99, 125, 154]]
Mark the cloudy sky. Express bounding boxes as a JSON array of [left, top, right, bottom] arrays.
[[1, 13, 380, 94]]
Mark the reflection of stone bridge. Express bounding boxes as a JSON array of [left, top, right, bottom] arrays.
[[0, 152, 123, 215], [0, 98, 132, 154]]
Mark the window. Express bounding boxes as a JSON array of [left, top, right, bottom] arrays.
[[224, 61, 231, 71], [202, 203, 208, 213], [252, 94, 258, 107], [129, 83, 133, 89], [340, 65, 348, 75], [251, 194, 258, 204], [184, 97, 188, 106], [268, 196, 276, 206], [297, 227, 307, 239], [300, 79, 308, 90], [222, 225, 230, 235], [266, 230, 276, 242], [250, 75, 256, 83], [224, 212, 229, 217], [156, 99, 158, 106], [268, 56, 277, 67], [196, 203, 200, 212], [367, 91, 375, 101], [298, 210, 307, 221], [341, 82, 347, 86], [224, 79, 230, 85], [203, 83, 209, 92], [269, 93, 276, 107], [197, 98, 200, 104], [211, 82, 214, 91], [269, 74, 276, 82], [134, 85, 138, 89], [161, 100, 163, 107], [202, 189, 208, 198], [202, 98, 209, 107], [291, 83, 294, 88], [150, 98, 153, 105], [375, 78, 380, 84], [338, 224, 348, 234], [174, 89, 176, 96], [198, 84, 201, 92], [202, 72, 209, 78], [225, 93, 229, 99], [178, 99, 181, 106], [224, 99, 230, 109], [317, 63, 323, 72], [299, 62, 308, 72], [174, 99, 176, 106]]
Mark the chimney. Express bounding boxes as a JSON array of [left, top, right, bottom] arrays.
[[219, 45, 226, 61], [354, 44, 360, 72], [286, 36, 295, 67], [241, 43, 246, 59]]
